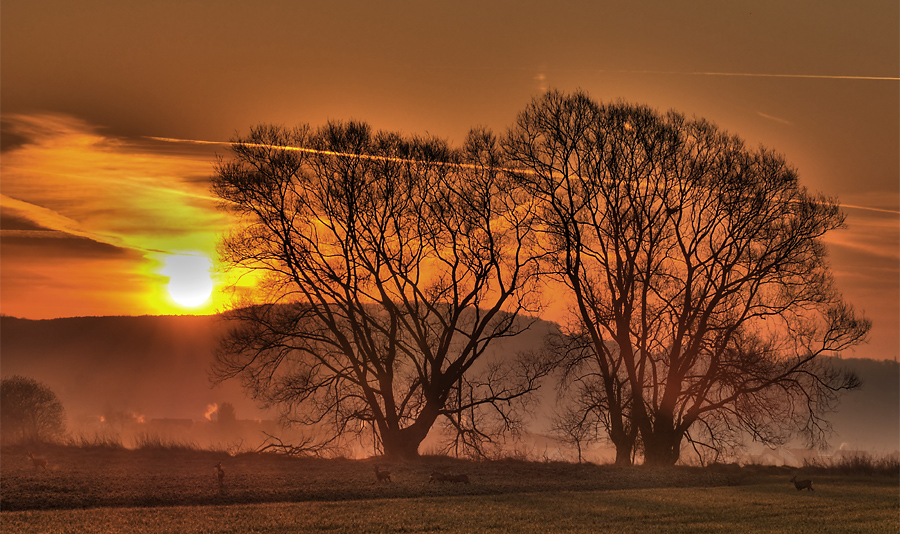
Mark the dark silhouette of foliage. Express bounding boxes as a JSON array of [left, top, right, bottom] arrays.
[[216, 402, 237, 425], [1, 375, 66, 444], [216, 402, 237, 426], [505, 90, 870, 466]]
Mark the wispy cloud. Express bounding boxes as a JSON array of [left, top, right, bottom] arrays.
[[825, 208, 900, 261], [0, 113, 231, 318], [1, 114, 227, 253]]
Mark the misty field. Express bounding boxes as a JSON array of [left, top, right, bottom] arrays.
[[2, 445, 897, 533]]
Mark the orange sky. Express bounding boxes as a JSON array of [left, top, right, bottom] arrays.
[[1, 1, 897, 360]]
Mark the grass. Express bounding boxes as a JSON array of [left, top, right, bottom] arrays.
[[2, 478, 897, 533], [0, 444, 748, 511], [2, 443, 897, 532]]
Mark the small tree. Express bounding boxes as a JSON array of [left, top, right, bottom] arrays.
[[1, 376, 66, 444], [551, 400, 601, 464], [216, 402, 237, 426]]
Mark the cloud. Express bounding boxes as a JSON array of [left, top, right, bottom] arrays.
[[0, 210, 51, 232], [825, 209, 900, 262], [0, 113, 233, 318], [0, 194, 132, 250], [0, 114, 228, 253], [1, 231, 131, 260], [0, 119, 31, 153]]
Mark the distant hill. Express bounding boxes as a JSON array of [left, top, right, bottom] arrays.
[[825, 356, 900, 454], [0, 313, 558, 433], [0, 315, 262, 425], [1, 314, 896, 455]]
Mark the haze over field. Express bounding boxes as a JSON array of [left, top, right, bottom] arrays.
[[1, 315, 897, 459]]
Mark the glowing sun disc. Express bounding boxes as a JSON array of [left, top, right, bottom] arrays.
[[162, 254, 213, 307]]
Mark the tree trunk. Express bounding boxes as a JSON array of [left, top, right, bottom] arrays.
[[642, 427, 683, 466], [610, 426, 636, 466], [614, 443, 634, 466], [378, 402, 440, 459], [380, 426, 429, 459]]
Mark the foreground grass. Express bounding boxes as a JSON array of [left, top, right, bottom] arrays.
[[0, 445, 743, 510], [3, 476, 897, 534]]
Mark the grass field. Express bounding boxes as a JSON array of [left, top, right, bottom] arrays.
[[2, 444, 897, 533]]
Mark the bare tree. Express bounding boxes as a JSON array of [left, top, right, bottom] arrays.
[[211, 122, 552, 458], [551, 395, 602, 464], [550, 327, 638, 464], [1, 375, 66, 444], [505, 91, 870, 466]]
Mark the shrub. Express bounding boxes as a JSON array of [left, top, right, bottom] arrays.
[[803, 451, 900, 477], [1, 375, 66, 444]]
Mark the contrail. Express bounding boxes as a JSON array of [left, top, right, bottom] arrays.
[[840, 204, 900, 215], [602, 70, 899, 81], [692, 71, 899, 81], [148, 136, 375, 160], [149, 136, 900, 216]]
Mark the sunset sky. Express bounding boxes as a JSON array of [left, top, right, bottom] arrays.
[[1, 1, 898, 360]]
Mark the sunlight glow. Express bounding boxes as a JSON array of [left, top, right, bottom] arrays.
[[161, 254, 214, 307]]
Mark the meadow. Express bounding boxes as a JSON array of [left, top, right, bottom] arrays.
[[2, 443, 897, 533]]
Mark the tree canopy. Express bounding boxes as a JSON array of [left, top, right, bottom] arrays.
[[1, 375, 67, 445], [212, 122, 553, 458], [504, 91, 870, 465]]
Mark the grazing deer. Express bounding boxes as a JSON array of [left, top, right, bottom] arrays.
[[790, 475, 814, 491], [374, 466, 392, 482], [447, 473, 470, 484], [27, 452, 48, 470], [214, 462, 225, 490], [429, 471, 448, 484]]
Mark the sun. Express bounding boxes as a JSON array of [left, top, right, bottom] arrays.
[[161, 254, 213, 307]]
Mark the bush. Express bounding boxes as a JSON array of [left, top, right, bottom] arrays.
[[133, 432, 200, 452], [0, 375, 66, 444], [67, 433, 125, 451], [803, 451, 900, 477]]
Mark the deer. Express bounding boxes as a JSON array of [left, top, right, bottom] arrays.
[[27, 452, 48, 470], [790, 475, 814, 491], [214, 462, 225, 490], [446, 473, 470, 484], [374, 466, 392, 482], [429, 471, 448, 484]]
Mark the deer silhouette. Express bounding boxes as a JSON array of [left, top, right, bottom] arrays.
[[214, 462, 225, 490], [790, 475, 813, 491], [27, 452, 48, 470], [374, 466, 392, 482], [446, 473, 470, 484]]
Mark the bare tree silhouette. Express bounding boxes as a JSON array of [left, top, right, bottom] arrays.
[[211, 123, 553, 458], [505, 90, 870, 466]]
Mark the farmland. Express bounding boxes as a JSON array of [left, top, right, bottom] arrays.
[[2, 444, 897, 533]]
